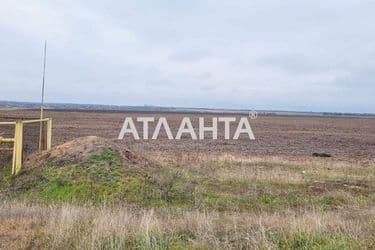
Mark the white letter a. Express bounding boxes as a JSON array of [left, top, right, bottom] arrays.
[[118, 117, 140, 140], [233, 118, 255, 140], [176, 117, 197, 140]]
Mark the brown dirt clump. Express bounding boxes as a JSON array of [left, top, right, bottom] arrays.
[[24, 136, 152, 169]]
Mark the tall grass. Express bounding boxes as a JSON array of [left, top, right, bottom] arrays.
[[0, 202, 374, 249], [1, 152, 374, 249]]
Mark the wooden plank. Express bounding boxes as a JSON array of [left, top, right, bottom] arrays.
[[46, 119, 52, 150], [0, 137, 15, 143], [0, 119, 49, 125], [0, 121, 16, 125], [22, 118, 50, 124], [12, 121, 23, 176], [11, 139, 16, 175], [0, 147, 13, 151]]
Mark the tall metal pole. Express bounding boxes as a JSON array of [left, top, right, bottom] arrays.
[[39, 40, 47, 151]]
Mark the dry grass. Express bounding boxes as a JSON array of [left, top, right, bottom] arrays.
[[154, 152, 375, 184], [0, 202, 374, 249], [0, 153, 374, 249]]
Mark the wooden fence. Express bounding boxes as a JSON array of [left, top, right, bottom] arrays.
[[0, 118, 52, 176]]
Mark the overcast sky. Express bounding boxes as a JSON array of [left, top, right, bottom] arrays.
[[1, 0, 374, 113]]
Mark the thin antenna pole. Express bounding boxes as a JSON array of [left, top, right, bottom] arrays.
[[39, 40, 47, 151]]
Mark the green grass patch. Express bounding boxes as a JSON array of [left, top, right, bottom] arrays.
[[6, 149, 195, 206], [2, 152, 374, 212], [28, 148, 125, 203], [273, 231, 355, 250]]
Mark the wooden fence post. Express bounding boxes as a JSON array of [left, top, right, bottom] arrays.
[[46, 119, 52, 151], [12, 121, 23, 176]]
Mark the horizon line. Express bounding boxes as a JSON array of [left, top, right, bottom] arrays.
[[1, 100, 374, 116]]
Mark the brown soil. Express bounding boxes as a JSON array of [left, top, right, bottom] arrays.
[[24, 136, 152, 169], [0, 110, 374, 164], [25, 136, 107, 167]]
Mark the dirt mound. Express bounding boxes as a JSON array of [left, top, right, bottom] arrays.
[[0, 136, 157, 200], [24, 136, 151, 168]]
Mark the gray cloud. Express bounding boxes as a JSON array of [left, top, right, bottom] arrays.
[[0, 0, 374, 113]]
